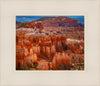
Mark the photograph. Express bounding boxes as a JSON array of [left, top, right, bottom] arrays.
[[16, 16, 84, 70], [1, 0, 100, 85]]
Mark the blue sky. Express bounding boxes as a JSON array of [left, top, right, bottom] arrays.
[[16, 16, 84, 24]]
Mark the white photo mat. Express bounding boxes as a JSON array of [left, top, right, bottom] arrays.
[[0, 0, 100, 86]]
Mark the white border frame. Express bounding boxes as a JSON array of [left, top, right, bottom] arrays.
[[0, 0, 100, 86]]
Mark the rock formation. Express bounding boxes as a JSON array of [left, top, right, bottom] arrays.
[[16, 28, 68, 70]]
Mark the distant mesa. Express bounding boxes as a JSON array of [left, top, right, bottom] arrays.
[[16, 16, 84, 29], [36, 16, 84, 28]]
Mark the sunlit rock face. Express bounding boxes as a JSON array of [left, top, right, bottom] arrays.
[[52, 52, 72, 70], [30, 46, 40, 55], [51, 45, 56, 54], [37, 60, 49, 70]]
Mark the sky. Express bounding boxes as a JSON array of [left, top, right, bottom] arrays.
[[16, 16, 84, 24]]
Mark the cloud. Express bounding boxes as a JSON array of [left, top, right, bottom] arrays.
[[16, 17, 35, 23]]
